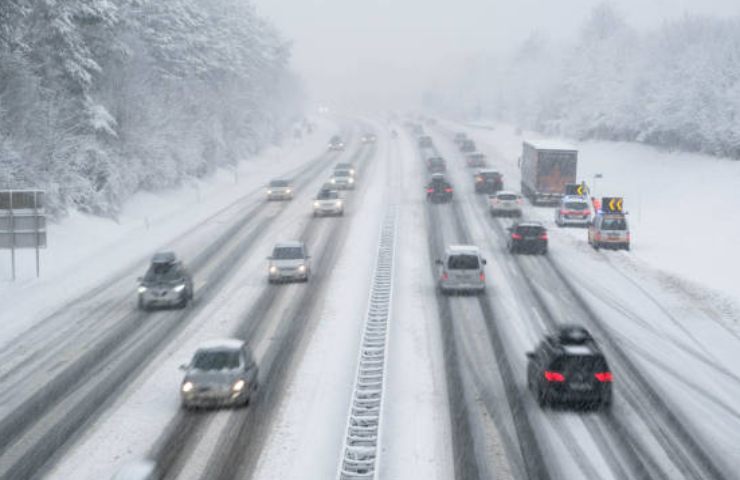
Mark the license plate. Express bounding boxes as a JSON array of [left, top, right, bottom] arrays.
[[569, 382, 592, 391]]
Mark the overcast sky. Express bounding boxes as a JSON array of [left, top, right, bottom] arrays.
[[252, 0, 740, 111]]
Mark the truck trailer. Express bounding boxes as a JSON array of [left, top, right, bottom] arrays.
[[520, 141, 578, 205]]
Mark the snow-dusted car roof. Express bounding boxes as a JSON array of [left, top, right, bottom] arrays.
[[274, 240, 305, 248], [446, 245, 480, 254], [524, 139, 578, 151], [196, 338, 245, 351]]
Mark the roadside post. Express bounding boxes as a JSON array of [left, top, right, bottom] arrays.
[[0, 190, 47, 280]]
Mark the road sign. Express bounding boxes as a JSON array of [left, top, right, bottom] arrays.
[[0, 190, 46, 279], [565, 183, 588, 196], [602, 197, 624, 213]]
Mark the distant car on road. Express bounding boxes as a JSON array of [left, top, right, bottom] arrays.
[[527, 325, 613, 409], [361, 133, 377, 144], [460, 139, 476, 153], [465, 152, 487, 167], [180, 339, 258, 409], [555, 196, 591, 227], [588, 212, 630, 250], [267, 241, 311, 283], [418, 135, 433, 148], [436, 245, 487, 294], [426, 173, 453, 203], [137, 252, 193, 310], [335, 162, 356, 176], [474, 169, 503, 194], [454, 132, 467, 145], [508, 221, 548, 255], [328, 135, 345, 151], [266, 179, 293, 201], [426, 156, 447, 174], [489, 191, 523, 217], [313, 189, 344, 217], [330, 169, 355, 190]]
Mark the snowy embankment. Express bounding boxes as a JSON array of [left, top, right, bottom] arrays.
[[0, 117, 336, 350], [458, 121, 740, 307]]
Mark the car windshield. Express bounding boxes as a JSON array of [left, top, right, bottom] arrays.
[[601, 217, 627, 230], [498, 194, 518, 201], [448, 254, 480, 270], [273, 247, 304, 259], [335, 170, 351, 177], [192, 350, 241, 370], [270, 180, 288, 187], [318, 190, 339, 199], [482, 172, 500, 179], [565, 201, 588, 210], [144, 263, 181, 282]]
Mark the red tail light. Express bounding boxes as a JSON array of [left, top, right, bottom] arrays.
[[594, 372, 613, 382], [544, 371, 565, 382], [426, 188, 434, 193], [511, 233, 523, 240], [626, 232, 631, 242], [560, 209, 567, 215], [445, 188, 453, 193], [441, 272, 448, 281], [479, 272, 485, 281], [539, 233, 548, 240], [475, 176, 483, 182], [594, 232, 602, 241], [517, 199, 523, 205]]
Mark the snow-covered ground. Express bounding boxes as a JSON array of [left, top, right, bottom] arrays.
[[0, 117, 337, 350], [458, 121, 740, 307]]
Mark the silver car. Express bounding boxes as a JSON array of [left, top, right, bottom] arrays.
[[313, 189, 344, 217], [436, 245, 487, 294], [266, 179, 293, 201], [267, 241, 311, 283], [180, 339, 258, 409], [489, 191, 523, 217], [330, 169, 355, 190]]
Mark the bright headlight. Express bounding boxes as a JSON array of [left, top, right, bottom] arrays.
[[350, 169, 355, 175], [313, 201, 320, 208], [267, 189, 272, 194], [173, 284, 186, 293], [348, 178, 354, 184], [137, 286, 147, 294], [336, 200, 342, 207], [286, 189, 292, 194], [269, 265, 278, 274], [330, 178, 336, 184], [298, 264, 306, 272], [232, 380, 245, 392], [182, 381, 194, 393]]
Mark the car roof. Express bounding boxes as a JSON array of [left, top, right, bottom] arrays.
[[196, 338, 245, 351], [446, 244, 480, 254], [466, 152, 485, 156], [562, 195, 588, 202], [524, 139, 578, 151], [514, 221, 544, 228], [477, 169, 500, 174], [496, 190, 519, 196], [151, 251, 177, 264], [274, 241, 305, 249]]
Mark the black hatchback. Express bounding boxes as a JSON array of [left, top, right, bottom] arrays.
[[526, 325, 613, 410], [507, 221, 547, 255]]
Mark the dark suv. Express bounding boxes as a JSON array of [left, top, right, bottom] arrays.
[[474, 169, 503, 194], [507, 221, 548, 255], [426, 174, 453, 203], [526, 325, 613, 409], [137, 252, 194, 310]]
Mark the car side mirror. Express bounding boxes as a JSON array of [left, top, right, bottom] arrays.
[[526, 352, 535, 360], [179, 363, 189, 371], [482, 259, 487, 265]]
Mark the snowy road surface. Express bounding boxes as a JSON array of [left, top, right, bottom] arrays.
[[0, 117, 737, 480]]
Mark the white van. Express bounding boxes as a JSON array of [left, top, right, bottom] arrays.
[[436, 245, 487, 294]]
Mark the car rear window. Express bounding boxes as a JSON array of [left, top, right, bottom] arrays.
[[565, 201, 588, 210], [515, 226, 544, 236], [550, 355, 608, 374], [497, 193, 518, 201], [273, 247, 304, 259], [447, 254, 480, 270], [601, 217, 627, 231], [144, 263, 181, 282], [192, 350, 241, 370], [270, 180, 288, 187], [482, 172, 501, 179]]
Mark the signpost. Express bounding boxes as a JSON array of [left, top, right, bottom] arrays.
[[0, 190, 46, 280], [602, 197, 624, 213], [565, 182, 589, 197]]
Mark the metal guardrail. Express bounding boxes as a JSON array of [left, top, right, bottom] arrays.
[[337, 209, 397, 480]]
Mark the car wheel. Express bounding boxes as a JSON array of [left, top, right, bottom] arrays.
[[592, 241, 600, 251], [624, 244, 630, 251], [177, 295, 188, 309], [138, 297, 149, 311], [536, 385, 548, 407]]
